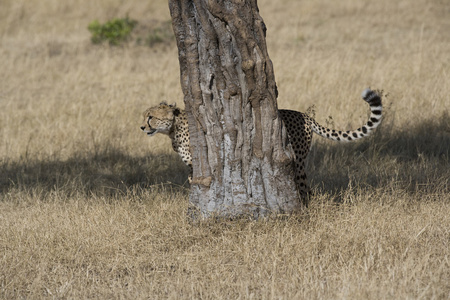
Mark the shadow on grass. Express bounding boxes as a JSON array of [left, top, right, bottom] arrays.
[[308, 112, 449, 196], [1, 114, 448, 200], [0, 149, 191, 198]]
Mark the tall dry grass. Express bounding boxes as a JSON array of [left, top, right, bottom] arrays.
[[0, 0, 449, 298]]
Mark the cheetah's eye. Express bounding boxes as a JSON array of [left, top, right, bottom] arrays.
[[147, 116, 153, 126]]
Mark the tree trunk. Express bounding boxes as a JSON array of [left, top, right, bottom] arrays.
[[169, 0, 302, 219]]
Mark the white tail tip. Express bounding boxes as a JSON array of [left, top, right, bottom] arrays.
[[361, 88, 372, 99]]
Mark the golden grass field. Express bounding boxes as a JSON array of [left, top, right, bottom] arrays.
[[1, 0, 449, 298]]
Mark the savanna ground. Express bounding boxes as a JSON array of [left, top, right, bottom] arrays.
[[1, 0, 449, 298]]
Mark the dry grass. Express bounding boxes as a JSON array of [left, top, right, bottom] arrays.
[[1, 0, 449, 298]]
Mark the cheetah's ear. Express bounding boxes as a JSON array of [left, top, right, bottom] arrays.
[[173, 108, 181, 116]]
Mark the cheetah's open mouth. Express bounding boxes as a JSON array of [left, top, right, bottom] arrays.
[[146, 129, 157, 136]]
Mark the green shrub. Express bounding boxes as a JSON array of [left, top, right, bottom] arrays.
[[88, 17, 138, 46]]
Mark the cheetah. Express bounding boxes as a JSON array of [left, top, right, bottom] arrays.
[[140, 88, 382, 203]]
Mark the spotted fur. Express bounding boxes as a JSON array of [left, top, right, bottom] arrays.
[[140, 89, 382, 203], [140, 103, 192, 173], [279, 88, 382, 203]]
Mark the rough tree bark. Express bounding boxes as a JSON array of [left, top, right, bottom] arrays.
[[169, 0, 302, 219]]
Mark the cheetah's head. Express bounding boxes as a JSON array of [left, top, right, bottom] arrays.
[[140, 102, 180, 136]]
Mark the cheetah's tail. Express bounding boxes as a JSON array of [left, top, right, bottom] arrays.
[[310, 88, 383, 142]]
